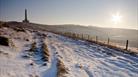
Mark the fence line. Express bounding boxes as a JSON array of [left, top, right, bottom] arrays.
[[48, 31, 137, 54], [61, 32, 130, 50]]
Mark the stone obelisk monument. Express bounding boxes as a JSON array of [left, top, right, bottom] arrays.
[[23, 9, 29, 23]]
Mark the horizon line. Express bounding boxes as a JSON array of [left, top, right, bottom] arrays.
[[1, 20, 138, 30]]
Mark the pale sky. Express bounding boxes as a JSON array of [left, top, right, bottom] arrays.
[[0, 0, 138, 29]]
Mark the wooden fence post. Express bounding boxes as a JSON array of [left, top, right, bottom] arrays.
[[91, 37, 93, 41], [88, 35, 90, 40], [108, 38, 110, 45], [75, 34, 77, 38], [78, 34, 80, 38], [125, 40, 128, 50], [70, 33, 72, 37], [74, 33, 75, 38], [96, 36, 98, 42], [77, 34, 80, 39], [82, 34, 83, 40]]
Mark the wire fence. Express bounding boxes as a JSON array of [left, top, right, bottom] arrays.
[[49, 31, 138, 54]]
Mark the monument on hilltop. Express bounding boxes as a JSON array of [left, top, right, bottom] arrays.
[[22, 9, 29, 23]]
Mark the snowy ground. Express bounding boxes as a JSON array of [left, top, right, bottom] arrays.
[[46, 33, 138, 77], [0, 26, 138, 77], [0, 27, 52, 77]]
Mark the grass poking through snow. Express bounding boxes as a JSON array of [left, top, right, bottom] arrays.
[[57, 59, 68, 77], [42, 43, 50, 62]]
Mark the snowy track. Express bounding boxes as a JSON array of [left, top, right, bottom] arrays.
[[0, 28, 51, 77], [46, 33, 138, 77]]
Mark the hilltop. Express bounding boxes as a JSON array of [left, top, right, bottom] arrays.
[[0, 21, 138, 77]]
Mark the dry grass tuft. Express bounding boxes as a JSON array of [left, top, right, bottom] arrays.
[[29, 42, 36, 52], [57, 59, 68, 77], [42, 43, 50, 61]]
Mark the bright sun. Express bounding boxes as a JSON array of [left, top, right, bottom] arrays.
[[112, 12, 122, 24]]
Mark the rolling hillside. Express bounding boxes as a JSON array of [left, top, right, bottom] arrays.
[[0, 21, 138, 77]]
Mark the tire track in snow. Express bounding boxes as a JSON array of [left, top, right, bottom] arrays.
[[42, 38, 58, 77], [46, 33, 138, 77], [20, 32, 49, 77], [83, 67, 94, 77], [47, 34, 95, 77]]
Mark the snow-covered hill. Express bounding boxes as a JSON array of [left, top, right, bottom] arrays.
[[0, 22, 138, 77], [46, 32, 138, 77]]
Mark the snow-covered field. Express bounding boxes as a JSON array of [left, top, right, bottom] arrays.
[[0, 25, 138, 77], [46, 33, 138, 77]]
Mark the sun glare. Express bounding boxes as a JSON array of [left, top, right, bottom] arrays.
[[112, 12, 122, 24]]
